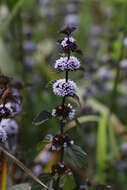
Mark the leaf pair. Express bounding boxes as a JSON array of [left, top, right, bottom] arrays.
[[65, 144, 88, 170]]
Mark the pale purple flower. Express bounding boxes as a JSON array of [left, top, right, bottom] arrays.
[[0, 126, 7, 142], [120, 59, 127, 70], [53, 79, 77, 97], [40, 151, 53, 164], [23, 27, 33, 36], [1, 119, 18, 135], [23, 40, 36, 52], [33, 165, 42, 176], [55, 56, 80, 71], [0, 104, 9, 114], [24, 56, 36, 67], [123, 37, 127, 48], [61, 37, 75, 48], [5, 102, 22, 116], [64, 14, 80, 26]]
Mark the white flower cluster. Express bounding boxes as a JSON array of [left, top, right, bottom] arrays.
[[53, 79, 77, 97], [61, 37, 75, 48], [55, 56, 80, 71]]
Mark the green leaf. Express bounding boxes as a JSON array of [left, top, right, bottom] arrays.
[[10, 183, 31, 190], [63, 175, 76, 190], [65, 144, 88, 169], [33, 110, 51, 126]]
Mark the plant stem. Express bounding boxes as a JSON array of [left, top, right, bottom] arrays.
[[66, 71, 68, 82], [56, 39, 71, 189]]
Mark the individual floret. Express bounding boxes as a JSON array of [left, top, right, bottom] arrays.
[[53, 79, 77, 97], [55, 56, 80, 71]]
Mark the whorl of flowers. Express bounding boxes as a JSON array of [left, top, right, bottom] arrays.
[[51, 134, 74, 151], [51, 103, 75, 121], [53, 79, 77, 97], [61, 36, 75, 47], [55, 56, 80, 71]]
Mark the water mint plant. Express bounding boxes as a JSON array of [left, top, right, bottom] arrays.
[[33, 26, 88, 189]]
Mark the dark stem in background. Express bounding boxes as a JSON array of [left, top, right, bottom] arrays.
[[66, 71, 68, 82]]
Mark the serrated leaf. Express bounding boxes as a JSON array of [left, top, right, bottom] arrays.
[[33, 110, 51, 125], [10, 183, 31, 190], [65, 144, 88, 169]]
